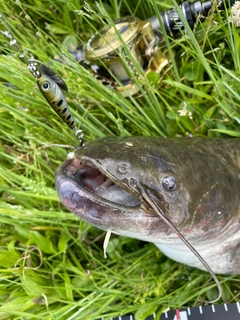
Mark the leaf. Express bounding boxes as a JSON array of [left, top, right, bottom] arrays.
[[181, 60, 203, 81], [180, 117, 195, 133], [205, 287, 219, 302], [104, 238, 122, 261], [62, 35, 79, 52], [63, 272, 73, 301], [58, 233, 71, 252], [0, 249, 20, 268], [164, 80, 214, 101], [209, 129, 240, 137], [166, 110, 176, 120], [30, 231, 56, 254], [45, 23, 70, 34], [15, 225, 32, 240], [221, 283, 232, 302], [199, 106, 218, 134], [0, 297, 33, 319], [72, 274, 92, 288], [63, 3, 73, 29], [146, 72, 160, 86], [135, 303, 159, 320], [203, 106, 218, 120], [20, 269, 50, 297], [167, 120, 178, 137]]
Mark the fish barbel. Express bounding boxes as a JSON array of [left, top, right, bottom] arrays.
[[55, 137, 240, 275]]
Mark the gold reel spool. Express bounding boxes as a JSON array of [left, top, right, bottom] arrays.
[[86, 16, 169, 97]]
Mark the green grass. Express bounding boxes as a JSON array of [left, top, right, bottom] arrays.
[[0, 0, 239, 319]]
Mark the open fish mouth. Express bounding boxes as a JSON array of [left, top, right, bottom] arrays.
[[57, 157, 141, 208]]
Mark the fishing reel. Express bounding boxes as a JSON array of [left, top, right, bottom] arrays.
[[85, 16, 168, 97], [78, 0, 236, 97]]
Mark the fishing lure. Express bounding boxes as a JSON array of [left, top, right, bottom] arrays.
[[28, 59, 84, 144]]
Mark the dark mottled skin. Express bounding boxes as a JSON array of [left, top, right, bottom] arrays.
[[55, 137, 240, 274]]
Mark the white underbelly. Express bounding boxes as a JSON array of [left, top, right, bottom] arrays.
[[155, 241, 231, 274]]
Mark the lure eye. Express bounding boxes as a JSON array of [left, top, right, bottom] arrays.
[[42, 81, 51, 91], [162, 176, 178, 191]]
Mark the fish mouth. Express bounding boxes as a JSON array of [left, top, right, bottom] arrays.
[[56, 157, 141, 207], [55, 155, 170, 241]]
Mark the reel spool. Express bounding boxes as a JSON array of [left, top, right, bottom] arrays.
[[86, 16, 169, 97]]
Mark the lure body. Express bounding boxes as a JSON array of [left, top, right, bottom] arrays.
[[28, 60, 78, 130], [37, 74, 77, 129]]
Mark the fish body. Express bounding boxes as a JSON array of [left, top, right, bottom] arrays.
[[55, 137, 240, 274]]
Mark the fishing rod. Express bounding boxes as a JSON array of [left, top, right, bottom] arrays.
[[149, 0, 236, 37]]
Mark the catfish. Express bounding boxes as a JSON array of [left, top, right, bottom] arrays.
[[55, 137, 240, 275]]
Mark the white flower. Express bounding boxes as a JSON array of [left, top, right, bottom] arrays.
[[231, 1, 240, 27], [178, 108, 188, 116], [177, 102, 193, 119]]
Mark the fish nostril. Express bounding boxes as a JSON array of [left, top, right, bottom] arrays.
[[117, 163, 131, 174]]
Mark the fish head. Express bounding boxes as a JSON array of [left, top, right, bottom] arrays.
[[55, 137, 240, 245]]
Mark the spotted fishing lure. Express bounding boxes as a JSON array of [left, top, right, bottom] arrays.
[[28, 60, 84, 144], [28, 60, 74, 128]]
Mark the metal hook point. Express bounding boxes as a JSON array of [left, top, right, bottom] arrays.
[[75, 129, 85, 147]]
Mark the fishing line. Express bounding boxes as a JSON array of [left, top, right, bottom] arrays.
[[130, 178, 222, 303]]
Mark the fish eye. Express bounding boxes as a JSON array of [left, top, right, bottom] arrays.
[[162, 176, 178, 191], [42, 81, 51, 91]]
